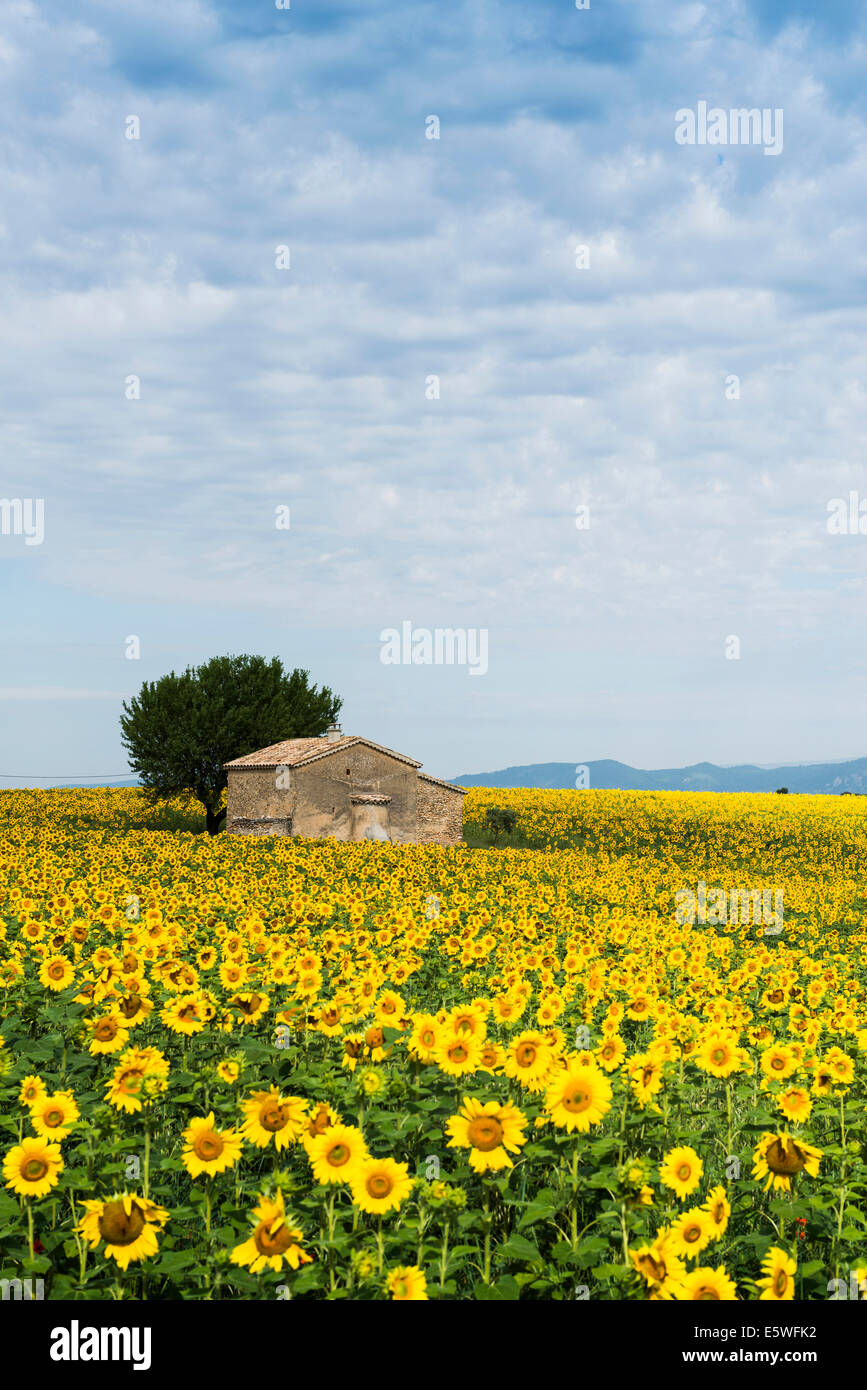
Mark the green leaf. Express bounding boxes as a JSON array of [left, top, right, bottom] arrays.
[[154, 1250, 198, 1274], [499, 1233, 542, 1262], [474, 1275, 520, 1300], [518, 1198, 560, 1230]]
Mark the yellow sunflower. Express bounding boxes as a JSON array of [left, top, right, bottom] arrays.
[[595, 1035, 626, 1071], [182, 1112, 243, 1178], [629, 1053, 665, 1107], [315, 1003, 345, 1037], [702, 1185, 730, 1237], [300, 1101, 343, 1155], [359, 1067, 384, 1097], [350, 1157, 413, 1215], [444, 1001, 488, 1037], [629, 1230, 686, 1299], [29, 1090, 79, 1141], [695, 1031, 741, 1078], [759, 1043, 798, 1083], [409, 1014, 441, 1062], [38, 955, 75, 992], [478, 1041, 505, 1073], [3, 1136, 64, 1198], [668, 1207, 715, 1260], [777, 1087, 812, 1125], [387, 1265, 428, 1300], [502, 1031, 554, 1092], [77, 1193, 169, 1270], [446, 1097, 527, 1173], [434, 1030, 483, 1077], [105, 1047, 169, 1113], [674, 1265, 738, 1300], [161, 994, 208, 1036], [240, 1088, 307, 1150], [340, 1033, 364, 1072], [114, 991, 154, 1028], [361, 1024, 389, 1062], [825, 1048, 855, 1084], [491, 993, 526, 1025], [659, 1146, 704, 1200], [374, 990, 406, 1027], [756, 1246, 797, 1301], [545, 1057, 612, 1132], [308, 1124, 368, 1185], [752, 1132, 822, 1193], [18, 1075, 46, 1108], [86, 1014, 130, 1055], [230, 1190, 312, 1274], [229, 991, 270, 1025]]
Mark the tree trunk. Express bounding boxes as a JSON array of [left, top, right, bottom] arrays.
[[205, 807, 227, 836]]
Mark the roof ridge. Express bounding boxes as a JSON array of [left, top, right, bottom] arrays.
[[224, 735, 422, 771], [418, 771, 468, 793]]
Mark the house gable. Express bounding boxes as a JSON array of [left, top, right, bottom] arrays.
[[225, 732, 462, 846], [224, 735, 422, 772]]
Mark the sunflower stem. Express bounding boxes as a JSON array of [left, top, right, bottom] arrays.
[[482, 1190, 492, 1285], [725, 1082, 733, 1156], [617, 1093, 628, 1167], [27, 1200, 34, 1263], [143, 1123, 150, 1199], [620, 1201, 629, 1265], [69, 1191, 87, 1286], [569, 1145, 579, 1251], [439, 1221, 450, 1289]]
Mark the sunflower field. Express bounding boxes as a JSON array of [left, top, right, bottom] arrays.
[[1, 785, 865, 1301]]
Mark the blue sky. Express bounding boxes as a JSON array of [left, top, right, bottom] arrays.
[[2, 0, 867, 786]]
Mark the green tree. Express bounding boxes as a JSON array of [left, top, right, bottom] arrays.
[[120, 655, 342, 834], [485, 806, 519, 844]]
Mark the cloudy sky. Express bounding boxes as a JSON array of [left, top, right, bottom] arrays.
[[2, 0, 867, 786]]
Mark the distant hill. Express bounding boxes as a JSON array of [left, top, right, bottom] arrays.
[[450, 758, 867, 795], [53, 780, 140, 789]]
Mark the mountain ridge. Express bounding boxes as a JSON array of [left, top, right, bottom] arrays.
[[450, 757, 867, 794]]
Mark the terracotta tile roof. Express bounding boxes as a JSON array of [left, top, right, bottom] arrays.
[[418, 772, 468, 794], [224, 735, 423, 771]]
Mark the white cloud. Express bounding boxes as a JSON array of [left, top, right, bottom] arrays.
[[2, 0, 867, 775]]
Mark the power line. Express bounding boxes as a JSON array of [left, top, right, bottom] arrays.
[[0, 773, 134, 780]]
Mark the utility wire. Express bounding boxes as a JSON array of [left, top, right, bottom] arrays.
[[0, 773, 134, 780]]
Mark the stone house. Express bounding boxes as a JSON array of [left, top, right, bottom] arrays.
[[223, 724, 467, 846]]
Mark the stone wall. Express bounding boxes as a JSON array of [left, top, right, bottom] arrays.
[[226, 768, 296, 827], [227, 745, 418, 842], [416, 778, 466, 846], [228, 816, 291, 837], [293, 745, 417, 842]]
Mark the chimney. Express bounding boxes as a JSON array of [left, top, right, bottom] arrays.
[[325, 722, 342, 742]]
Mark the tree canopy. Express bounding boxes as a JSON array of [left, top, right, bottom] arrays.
[[120, 654, 342, 833]]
